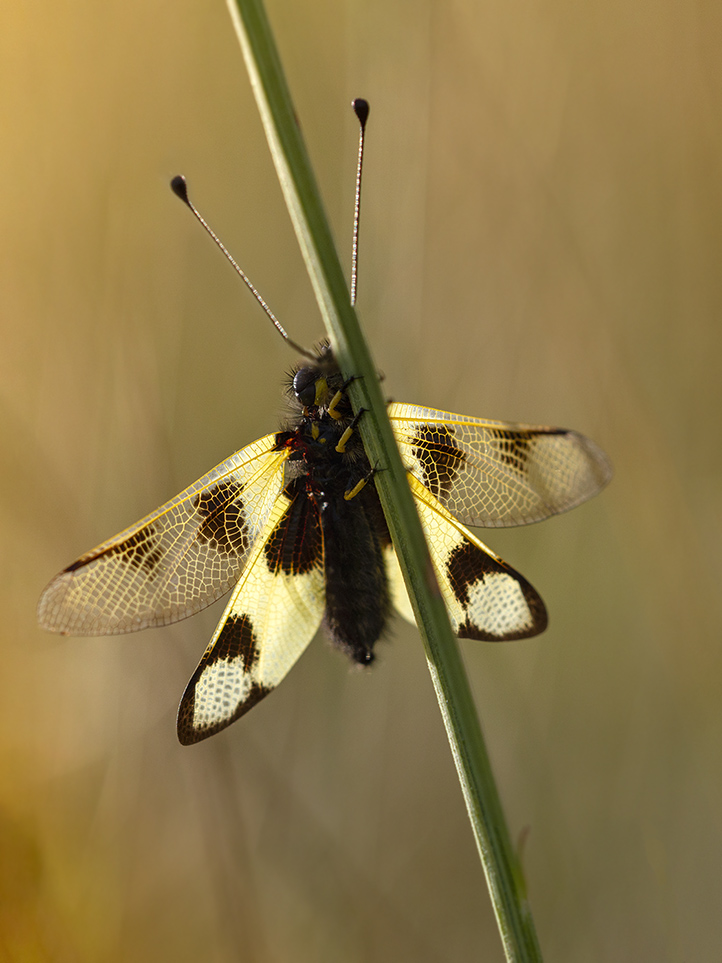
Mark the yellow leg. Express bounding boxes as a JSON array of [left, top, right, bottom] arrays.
[[344, 475, 369, 501], [335, 406, 367, 454], [335, 425, 354, 454], [327, 375, 358, 420], [327, 389, 346, 420], [343, 463, 379, 501]]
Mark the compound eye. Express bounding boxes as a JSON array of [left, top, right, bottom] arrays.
[[293, 367, 320, 407]]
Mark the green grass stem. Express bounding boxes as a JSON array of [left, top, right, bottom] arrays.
[[225, 0, 543, 958]]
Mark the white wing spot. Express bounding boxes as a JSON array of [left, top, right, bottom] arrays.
[[466, 573, 533, 637], [192, 657, 251, 729]]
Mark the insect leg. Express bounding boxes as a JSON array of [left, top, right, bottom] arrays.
[[344, 462, 383, 501], [327, 375, 358, 420], [335, 407, 368, 454]]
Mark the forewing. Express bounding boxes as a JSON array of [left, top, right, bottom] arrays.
[[177, 484, 325, 744], [408, 474, 547, 640], [389, 403, 612, 528], [38, 434, 289, 635]]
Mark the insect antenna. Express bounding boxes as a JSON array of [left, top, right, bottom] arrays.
[[350, 98, 369, 307], [170, 175, 316, 361]]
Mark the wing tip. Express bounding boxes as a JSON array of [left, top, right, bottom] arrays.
[[456, 587, 548, 642], [176, 676, 274, 745], [37, 574, 71, 633]]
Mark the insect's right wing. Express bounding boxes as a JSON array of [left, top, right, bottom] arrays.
[[37, 434, 290, 635], [389, 403, 612, 528], [177, 479, 326, 744]]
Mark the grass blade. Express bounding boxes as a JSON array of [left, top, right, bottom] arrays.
[[226, 0, 543, 957]]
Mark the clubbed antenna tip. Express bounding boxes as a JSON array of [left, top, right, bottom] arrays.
[[352, 98, 369, 128], [170, 175, 190, 205]]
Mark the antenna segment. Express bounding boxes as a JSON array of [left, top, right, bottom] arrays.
[[350, 99, 369, 307], [170, 175, 315, 361]]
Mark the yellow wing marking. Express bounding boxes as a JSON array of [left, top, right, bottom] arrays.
[[389, 403, 612, 528], [177, 485, 325, 744], [37, 434, 289, 635], [408, 474, 547, 640], [383, 543, 415, 625]]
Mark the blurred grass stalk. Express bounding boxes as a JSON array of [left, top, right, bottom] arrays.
[[226, 0, 542, 958]]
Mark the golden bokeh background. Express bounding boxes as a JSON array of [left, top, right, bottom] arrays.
[[2, 1, 721, 960]]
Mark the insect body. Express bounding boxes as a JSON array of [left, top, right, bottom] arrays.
[[38, 103, 611, 743], [38, 342, 611, 744]]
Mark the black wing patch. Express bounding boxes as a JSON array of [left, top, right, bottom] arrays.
[[195, 481, 250, 556], [410, 424, 467, 501]]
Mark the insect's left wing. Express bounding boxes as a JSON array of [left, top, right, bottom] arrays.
[[389, 403, 612, 528], [177, 483, 326, 744], [406, 473, 547, 640], [38, 434, 290, 635]]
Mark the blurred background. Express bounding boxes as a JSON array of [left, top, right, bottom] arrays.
[[2, 0, 721, 960]]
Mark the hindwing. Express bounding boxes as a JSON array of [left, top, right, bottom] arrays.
[[177, 483, 325, 744], [406, 473, 547, 640], [389, 403, 612, 528], [382, 543, 415, 625]]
